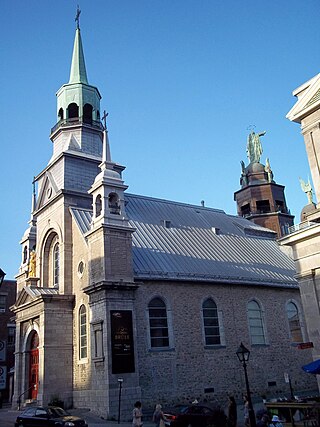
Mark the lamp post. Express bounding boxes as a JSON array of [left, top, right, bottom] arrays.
[[117, 378, 123, 424], [0, 269, 6, 288], [236, 342, 256, 427]]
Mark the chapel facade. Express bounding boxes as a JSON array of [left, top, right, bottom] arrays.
[[12, 17, 318, 419]]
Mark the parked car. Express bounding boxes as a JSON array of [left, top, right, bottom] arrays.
[[163, 403, 227, 427], [15, 406, 88, 427]]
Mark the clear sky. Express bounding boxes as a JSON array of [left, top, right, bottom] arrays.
[[1, 1, 319, 279]]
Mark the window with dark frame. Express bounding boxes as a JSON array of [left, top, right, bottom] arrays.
[[203, 298, 221, 345], [248, 300, 266, 345], [148, 297, 169, 348], [79, 305, 87, 359], [287, 301, 303, 343], [0, 295, 6, 313]]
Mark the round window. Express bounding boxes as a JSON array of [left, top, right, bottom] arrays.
[[78, 261, 85, 277]]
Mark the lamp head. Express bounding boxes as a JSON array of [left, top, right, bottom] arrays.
[[236, 342, 250, 363]]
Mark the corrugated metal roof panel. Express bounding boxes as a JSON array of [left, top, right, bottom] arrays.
[[70, 193, 296, 288]]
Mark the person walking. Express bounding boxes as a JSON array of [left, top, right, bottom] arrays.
[[153, 403, 165, 427], [132, 401, 143, 427], [243, 395, 250, 427], [227, 396, 237, 427]]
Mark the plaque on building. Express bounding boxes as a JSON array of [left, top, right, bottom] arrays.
[[111, 310, 135, 374]]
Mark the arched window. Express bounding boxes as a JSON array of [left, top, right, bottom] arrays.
[[23, 246, 28, 264], [202, 298, 220, 345], [148, 297, 169, 348], [108, 193, 120, 215], [248, 300, 266, 345], [58, 108, 64, 121], [67, 103, 79, 119], [83, 103, 93, 124], [95, 195, 102, 217], [53, 243, 59, 287], [79, 305, 87, 359], [287, 302, 303, 343]]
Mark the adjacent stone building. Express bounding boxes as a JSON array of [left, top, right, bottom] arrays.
[[280, 71, 320, 392], [0, 279, 16, 403], [11, 17, 317, 419]]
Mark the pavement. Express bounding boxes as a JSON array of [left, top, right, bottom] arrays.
[[0, 406, 154, 427]]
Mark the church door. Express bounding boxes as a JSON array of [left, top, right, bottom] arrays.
[[28, 332, 39, 399]]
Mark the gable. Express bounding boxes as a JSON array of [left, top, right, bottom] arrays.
[[287, 73, 320, 123], [36, 171, 59, 210]]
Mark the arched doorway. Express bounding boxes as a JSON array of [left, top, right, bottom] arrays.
[[28, 331, 39, 399]]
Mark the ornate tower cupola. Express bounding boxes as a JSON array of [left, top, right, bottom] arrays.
[[87, 113, 135, 284], [89, 113, 131, 229], [19, 180, 37, 275], [234, 130, 294, 238], [50, 7, 102, 163]]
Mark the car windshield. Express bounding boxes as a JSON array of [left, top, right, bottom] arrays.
[[175, 405, 190, 414], [47, 407, 69, 417]]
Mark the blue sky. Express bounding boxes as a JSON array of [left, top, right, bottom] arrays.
[[1, 1, 319, 279]]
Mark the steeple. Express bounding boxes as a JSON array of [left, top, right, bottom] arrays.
[[49, 8, 102, 166], [68, 27, 88, 85]]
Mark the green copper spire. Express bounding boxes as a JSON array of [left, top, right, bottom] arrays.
[[69, 26, 88, 84]]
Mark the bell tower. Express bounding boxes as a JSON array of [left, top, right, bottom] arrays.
[[234, 130, 294, 238]]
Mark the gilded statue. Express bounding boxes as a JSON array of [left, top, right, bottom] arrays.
[[246, 130, 266, 164], [28, 250, 36, 278]]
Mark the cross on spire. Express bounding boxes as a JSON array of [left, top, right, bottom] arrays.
[[102, 110, 109, 130], [75, 5, 81, 29]]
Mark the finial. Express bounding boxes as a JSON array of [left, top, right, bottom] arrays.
[[75, 5, 81, 29], [102, 110, 109, 130]]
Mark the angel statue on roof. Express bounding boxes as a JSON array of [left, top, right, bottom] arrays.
[[246, 130, 266, 164], [299, 177, 314, 205]]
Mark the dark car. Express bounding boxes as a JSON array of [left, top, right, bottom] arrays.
[[163, 403, 227, 427], [14, 406, 88, 427]]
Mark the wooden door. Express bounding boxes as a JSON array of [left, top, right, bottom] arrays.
[[28, 332, 39, 399]]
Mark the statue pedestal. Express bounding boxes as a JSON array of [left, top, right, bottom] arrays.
[[26, 277, 40, 287]]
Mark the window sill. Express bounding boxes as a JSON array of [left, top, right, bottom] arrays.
[[204, 344, 226, 350], [93, 356, 105, 363], [148, 347, 175, 353]]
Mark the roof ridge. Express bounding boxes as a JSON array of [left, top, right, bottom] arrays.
[[125, 192, 225, 213]]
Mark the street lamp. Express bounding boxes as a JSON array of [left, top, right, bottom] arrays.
[[236, 342, 256, 427], [0, 269, 6, 288], [117, 378, 123, 424]]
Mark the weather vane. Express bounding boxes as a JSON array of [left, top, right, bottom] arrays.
[[75, 5, 81, 29]]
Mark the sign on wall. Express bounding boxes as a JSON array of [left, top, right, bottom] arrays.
[[0, 366, 7, 389], [0, 340, 6, 362], [111, 310, 135, 374]]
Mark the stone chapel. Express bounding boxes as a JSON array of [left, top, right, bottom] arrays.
[[12, 16, 317, 419]]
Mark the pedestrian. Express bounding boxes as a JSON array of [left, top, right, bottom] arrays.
[[257, 414, 269, 427], [132, 401, 143, 427], [153, 403, 165, 427], [269, 415, 283, 427], [243, 395, 250, 427], [227, 396, 237, 427]]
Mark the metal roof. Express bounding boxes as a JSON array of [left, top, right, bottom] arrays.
[[70, 193, 297, 288]]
